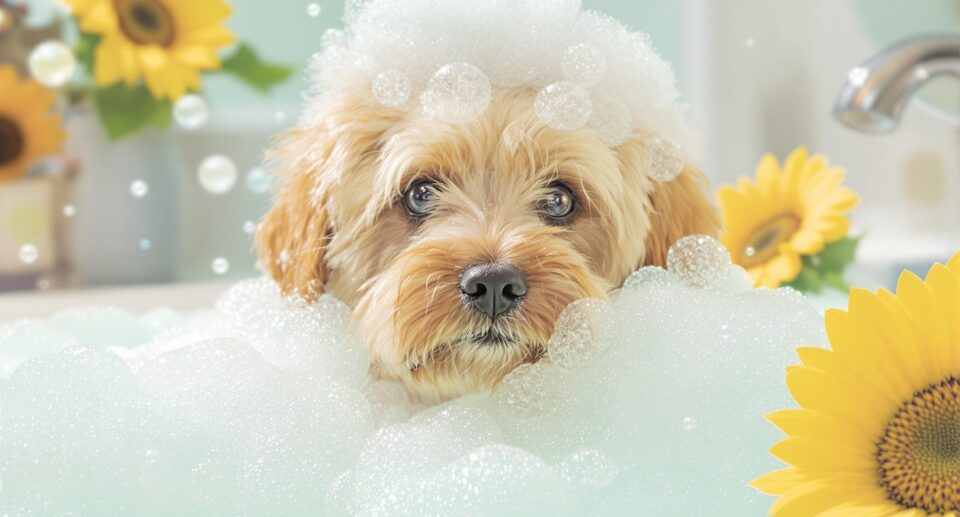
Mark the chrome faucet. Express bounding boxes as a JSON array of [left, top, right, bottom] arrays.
[[833, 34, 960, 133]]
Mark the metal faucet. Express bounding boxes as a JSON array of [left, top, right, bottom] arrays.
[[833, 34, 960, 133]]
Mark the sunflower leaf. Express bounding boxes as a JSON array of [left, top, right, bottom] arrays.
[[74, 33, 101, 78], [93, 84, 172, 140], [815, 236, 861, 273], [221, 43, 292, 93], [785, 267, 822, 294]]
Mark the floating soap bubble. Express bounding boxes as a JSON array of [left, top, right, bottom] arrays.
[[130, 180, 149, 198], [28, 40, 76, 88], [173, 94, 209, 130], [645, 135, 684, 182], [535, 81, 593, 131], [243, 220, 257, 235], [62, 204, 75, 218], [682, 416, 696, 431], [667, 234, 731, 289], [138, 239, 151, 251], [212, 257, 230, 275], [372, 69, 412, 108], [558, 448, 618, 491], [18, 244, 38, 264], [547, 298, 612, 369], [560, 43, 607, 88], [198, 155, 237, 195], [36, 277, 50, 290], [246, 167, 272, 194], [745, 38, 756, 49], [421, 63, 492, 124], [307, 2, 321, 17]]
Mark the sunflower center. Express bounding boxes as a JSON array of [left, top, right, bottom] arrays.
[[0, 116, 24, 167], [740, 214, 800, 268], [877, 375, 960, 513], [113, 0, 176, 47]]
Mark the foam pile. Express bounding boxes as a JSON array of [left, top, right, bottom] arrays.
[[0, 262, 824, 515], [307, 0, 694, 151]]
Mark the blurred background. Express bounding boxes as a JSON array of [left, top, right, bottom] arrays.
[[0, 0, 957, 313]]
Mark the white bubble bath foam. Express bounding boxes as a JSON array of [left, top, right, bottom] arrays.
[[0, 262, 824, 515]]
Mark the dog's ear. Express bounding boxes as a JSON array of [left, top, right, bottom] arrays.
[[642, 164, 722, 267], [256, 94, 399, 300], [255, 125, 333, 299]]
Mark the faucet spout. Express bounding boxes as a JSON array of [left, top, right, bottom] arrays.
[[833, 34, 960, 134]]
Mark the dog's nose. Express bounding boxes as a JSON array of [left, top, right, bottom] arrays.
[[459, 262, 527, 318]]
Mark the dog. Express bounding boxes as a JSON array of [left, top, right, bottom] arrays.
[[255, 81, 719, 401]]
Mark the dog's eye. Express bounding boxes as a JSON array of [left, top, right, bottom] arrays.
[[402, 179, 438, 218], [539, 182, 577, 224]]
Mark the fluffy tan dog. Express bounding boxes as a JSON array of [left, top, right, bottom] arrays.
[[256, 83, 719, 401]]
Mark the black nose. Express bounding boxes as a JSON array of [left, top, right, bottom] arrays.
[[459, 262, 528, 318]]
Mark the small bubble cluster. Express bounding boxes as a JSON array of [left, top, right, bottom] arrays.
[[421, 63, 492, 123], [561, 43, 607, 88], [644, 134, 685, 182], [372, 69, 412, 107], [667, 234, 732, 289], [535, 80, 593, 131]]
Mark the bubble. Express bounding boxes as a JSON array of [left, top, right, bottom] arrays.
[[666, 234, 732, 289], [36, 277, 51, 290], [243, 220, 257, 235], [682, 416, 696, 431], [28, 40, 76, 88], [173, 94, 209, 130], [560, 43, 607, 88], [547, 298, 612, 369], [744, 38, 756, 49], [275, 111, 287, 123], [558, 448, 618, 491], [535, 81, 593, 131], [644, 134, 685, 183], [198, 155, 238, 195], [712, 265, 755, 294], [372, 69, 412, 107], [622, 266, 677, 290], [245, 167, 272, 194], [492, 363, 568, 419], [138, 239, 151, 251], [62, 204, 75, 218], [307, 2, 321, 17], [18, 244, 39, 264], [212, 257, 230, 275], [421, 63, 492, 124], [130, 180, 149, 198]]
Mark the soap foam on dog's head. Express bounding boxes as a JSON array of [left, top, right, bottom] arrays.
[[307, 0, 693, 151]]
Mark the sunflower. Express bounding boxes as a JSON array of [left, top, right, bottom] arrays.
[[64, 0, 236, 100], [717, 148, 859, 288], [753, 253, 960, 516], [0, 66, 65, 182]]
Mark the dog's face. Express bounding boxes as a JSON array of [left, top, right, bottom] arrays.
[[257, 85, 718, 401]]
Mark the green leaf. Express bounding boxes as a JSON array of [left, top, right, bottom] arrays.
[[93, 84, 172, 140], [785, 267, 823, 294], [815, 236, 861, 273], [74, 33, 101, 78], [221, 43, 292, 93], [821, 270, 851, 293]]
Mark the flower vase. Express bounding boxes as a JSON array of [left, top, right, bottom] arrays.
[[66, 110, 183, 285]]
